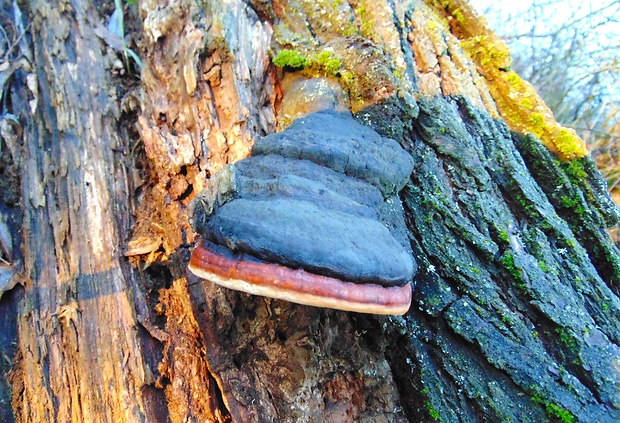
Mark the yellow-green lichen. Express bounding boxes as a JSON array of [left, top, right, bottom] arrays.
[[452, 8, 465, 23], [460, 34, 511, 70], [528, 112, 545, 138], [553, 127, 585, 159], [520, 97, 533, 109], [341, 71, 355, 84], [431, 0, 588, 160], [354, 2, 376, 39], [505, 71, 521, 87]]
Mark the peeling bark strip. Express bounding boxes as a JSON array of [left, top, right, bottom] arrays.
[[134, 0, 280, 421]]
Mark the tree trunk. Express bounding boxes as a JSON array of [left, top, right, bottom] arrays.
[[1, 0, 619, 422]]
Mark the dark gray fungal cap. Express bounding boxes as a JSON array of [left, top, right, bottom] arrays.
[[206, 198, 414, 286], [191, 111, 417, 288], [252, 111, 414, 197]]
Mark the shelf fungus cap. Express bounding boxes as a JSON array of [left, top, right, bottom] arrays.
[[189, 111, 416, 315]]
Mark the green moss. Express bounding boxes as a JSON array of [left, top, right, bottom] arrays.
[[556, 328, 577, 352], [354, 2, 376, 39], [420, 387, 443, 421], [273, 49, 307, 69], [360, 19, 375, 38], [538, 260, 550, 273], [273, 48, 344, 77], [539, 220, 552, 231], [427, 296, 442, 308], [561, 195, 579, 209], [499, 252, 523, 281], [515, 194, 537, 217], [515, 281, 528, 295], [559, 158, 588, 187], [575, 205, 585, 216], [311, 50, 332, 65], [532, 395, 575, 423], [560, 195, 585, 216], [499, 229, 509, 243], [325, 59, 342, 74], [546, 403, 575, 423], [425, 400, 441, 421], [342, 24, 358, 36], [307, 50, 342, 75]]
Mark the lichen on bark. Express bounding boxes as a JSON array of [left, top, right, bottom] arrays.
[[428, 0, 588, 160]]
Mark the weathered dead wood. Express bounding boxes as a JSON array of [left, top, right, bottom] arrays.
[[7, 1, 161, 421]]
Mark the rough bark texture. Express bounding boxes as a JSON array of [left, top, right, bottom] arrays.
[[0, 0, 619, 422], [1, 1, 165, 421]]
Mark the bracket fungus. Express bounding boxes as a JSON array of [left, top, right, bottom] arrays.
[[189, 111, 417, 314]]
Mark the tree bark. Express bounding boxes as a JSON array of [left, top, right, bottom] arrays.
[[0, 0, 619, 422]]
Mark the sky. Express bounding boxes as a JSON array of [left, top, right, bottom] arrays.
[[468, 0, 620, 35]]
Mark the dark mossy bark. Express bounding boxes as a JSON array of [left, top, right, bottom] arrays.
[[358, 95, 620, 422]]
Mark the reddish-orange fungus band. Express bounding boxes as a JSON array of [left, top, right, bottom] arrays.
[[189, 243, 412, 315]]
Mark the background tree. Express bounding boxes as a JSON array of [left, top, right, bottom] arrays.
[[0, 0, 619, 422], [473, 0, 620, 200]]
